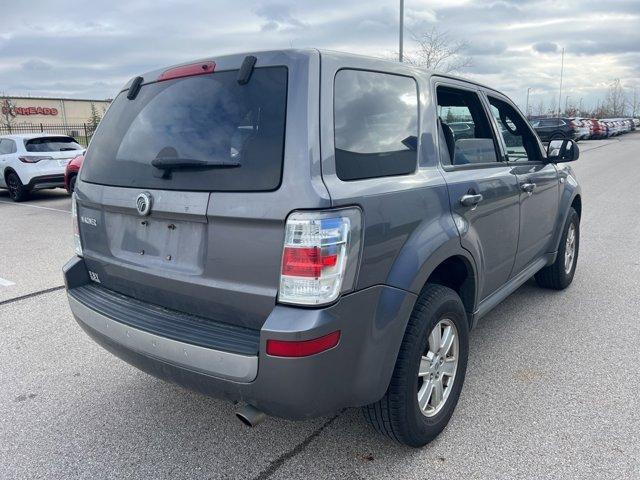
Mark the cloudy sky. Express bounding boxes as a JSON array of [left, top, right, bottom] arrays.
[[1, 0, 639, 112]]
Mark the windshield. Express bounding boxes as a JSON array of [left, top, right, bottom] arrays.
[[25, 136, 83, 152], [81, 66, 288, 191]]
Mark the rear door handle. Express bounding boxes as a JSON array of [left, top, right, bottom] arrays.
[[460, 193, 483, 207], [520, 182, 536, 194]]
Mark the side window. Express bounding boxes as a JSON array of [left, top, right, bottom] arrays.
[[0, 139, 16, 154], [436, 86, 498, 166], [488, 96, 541, 162], [334, 69, 418, 181]]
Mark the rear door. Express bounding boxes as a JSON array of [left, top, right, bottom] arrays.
[[484, 93, 559, 275], [434, 79, 520, 301], [77, 51, 326, 331]]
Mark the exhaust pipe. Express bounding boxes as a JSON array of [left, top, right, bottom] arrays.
[[236, 404, 266, 427]]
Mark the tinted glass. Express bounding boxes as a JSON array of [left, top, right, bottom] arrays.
[[0, 139, 16, 154], [82, 67, 288, 191], [436, 86, 498, 165], [488, 97, 541, 162], [25, 136, 82, 152], [334, 70, 418, 181]]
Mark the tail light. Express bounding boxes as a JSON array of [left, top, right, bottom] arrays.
[[71, 193, 83, 256], [278, 208, 362, 306], [19, 156, 52, 163]]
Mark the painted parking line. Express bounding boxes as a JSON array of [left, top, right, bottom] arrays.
[[0, 277, 16, 287], [0, 200, 69, 213]]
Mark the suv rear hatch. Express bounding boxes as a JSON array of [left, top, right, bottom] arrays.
[[77, 51, 327, 331], [23, 135, 84, 169]]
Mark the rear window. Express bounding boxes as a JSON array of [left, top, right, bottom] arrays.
[[82, 66, 288, 191], [25, 136, 82, 152]]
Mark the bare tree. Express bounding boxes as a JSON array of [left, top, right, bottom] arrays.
[[1, 95, 17, 131], [630, 87, 639, 118], [604, 78, 627, 117], [564, 100, 579, 117], [403, 27, 472, 73]]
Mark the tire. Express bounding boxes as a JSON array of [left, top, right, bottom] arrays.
[[69, 175, 77, 194], [535, 207, 579, 290], [550, 132, 565, 141], [6, 172, 30, 202], [363, 284, 469, 447]]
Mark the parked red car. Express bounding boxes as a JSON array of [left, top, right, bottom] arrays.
[[64, 154, 84, 193], [585, 119, 606, 139]]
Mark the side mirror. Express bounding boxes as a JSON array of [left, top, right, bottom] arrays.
[[547, 139, 579, 163]]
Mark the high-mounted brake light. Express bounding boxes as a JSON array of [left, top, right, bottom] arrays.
[[157, 61, 216, 82], [278, 209, 362, 306], [266, 331, 341, 357]]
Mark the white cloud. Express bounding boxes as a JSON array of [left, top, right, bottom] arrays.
[[0, 0, 638, 110]]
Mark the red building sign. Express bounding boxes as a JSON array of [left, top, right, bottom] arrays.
[[2, 106, 59, 116]]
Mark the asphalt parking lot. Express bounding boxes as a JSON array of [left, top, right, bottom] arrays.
[[1, 134, 639, 479]]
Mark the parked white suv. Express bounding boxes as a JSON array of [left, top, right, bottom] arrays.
[[0, 134, 84, 201]]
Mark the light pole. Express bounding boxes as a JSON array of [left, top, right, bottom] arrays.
[[399, 0, 404, 62], [525, 87, 531, 119], [557, 47, 564, 118]]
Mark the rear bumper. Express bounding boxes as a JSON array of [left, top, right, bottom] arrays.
[[63, 256, 416, 419], [27, 174, 65, 190]]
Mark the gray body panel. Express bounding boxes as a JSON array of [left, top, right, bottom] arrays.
[[67, 49, 582, 419], [75, 50, 328, 331]]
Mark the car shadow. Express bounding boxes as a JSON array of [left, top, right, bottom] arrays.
[[0, 187, 71, 206]]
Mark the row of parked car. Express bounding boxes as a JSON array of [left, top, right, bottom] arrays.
[[530, 117, 639, 142]]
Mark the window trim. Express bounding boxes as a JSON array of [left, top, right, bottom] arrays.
[[482, 91, 546, 164], [432, 79, 504, 171], [332, 67, 420, 182]]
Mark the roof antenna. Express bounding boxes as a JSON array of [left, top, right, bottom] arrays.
[[237, 56, 257, 85], [127, 76, 144, 100]]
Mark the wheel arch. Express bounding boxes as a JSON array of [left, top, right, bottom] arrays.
[[421, 254, 477, 326], [384, 214, 479, 329], [551, 185, 582, 254], [3, 167, 20, 187], [571, 194, 582, 219]]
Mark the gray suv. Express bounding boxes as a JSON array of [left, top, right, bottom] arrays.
[[63, 50, 581, 447]]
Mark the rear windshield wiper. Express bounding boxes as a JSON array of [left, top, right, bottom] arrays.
[[151, 157, 240, 179], [151, 157, 240, 170]]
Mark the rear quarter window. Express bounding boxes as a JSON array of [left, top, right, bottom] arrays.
[[333, 69, 418, 181], [0, 139, 17, 154]]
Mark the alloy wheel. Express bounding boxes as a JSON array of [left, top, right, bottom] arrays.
[[7, 175, 19, 200], [417, 318, 459, 417], [564, 223, 576, 274]]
